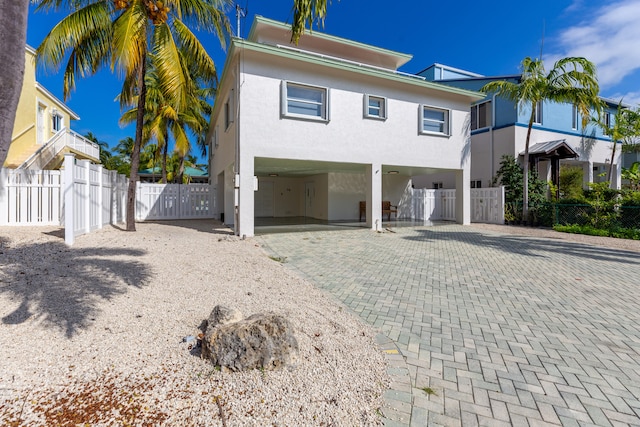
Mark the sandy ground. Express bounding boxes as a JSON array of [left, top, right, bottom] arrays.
[[0, 221, 388, 426]]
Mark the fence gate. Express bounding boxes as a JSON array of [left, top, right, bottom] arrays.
[[411, 187, 504, 224], [136, 182, 215, 221]]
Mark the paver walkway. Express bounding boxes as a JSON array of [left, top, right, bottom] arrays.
[[258, 225, 640, 426]]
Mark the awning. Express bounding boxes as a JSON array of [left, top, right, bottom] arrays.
[[521, 139, 578, 160]]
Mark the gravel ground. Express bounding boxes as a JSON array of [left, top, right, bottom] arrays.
[[0, 221, 388, 426]]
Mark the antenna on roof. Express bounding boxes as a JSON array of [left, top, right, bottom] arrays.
[[236, 3, 247, 38], [539, 19, 545, 61]]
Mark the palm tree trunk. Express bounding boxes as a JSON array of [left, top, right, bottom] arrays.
[[0, 0, 29, 166], [607, 141, 617, 186], [177, 155, 185, 184], [125, 59, 148, 231], [522, 110, 536, 222], [161, 140, 168, 184]]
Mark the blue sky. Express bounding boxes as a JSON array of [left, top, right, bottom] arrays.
[[26, 0, 640, 159]]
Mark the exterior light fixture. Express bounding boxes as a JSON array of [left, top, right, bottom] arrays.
[[269, 173, 278, 177], [388, 170, 399, 174]]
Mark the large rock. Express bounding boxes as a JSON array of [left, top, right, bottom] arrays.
[[205, 305, 243, 330], [202, 309, 299, 372]]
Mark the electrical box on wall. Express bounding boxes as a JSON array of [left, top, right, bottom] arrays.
[[253, 176, 258, 191]]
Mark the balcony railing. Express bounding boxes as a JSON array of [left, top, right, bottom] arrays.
[[19, 128, 100, 170]]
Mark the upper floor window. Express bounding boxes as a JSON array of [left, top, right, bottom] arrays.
[[571, 105, 579, 130], [364, 94, 386, 120], [282, 81, 329, 121], [421, 105, 450, 136], [471, 101, 492, 130], [52, 111, 63, 132], [604, 112, 612, 128], [224, 90, 234, 130], [533, 101, 543, 124]]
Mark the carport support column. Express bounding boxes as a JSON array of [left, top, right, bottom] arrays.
[[455, 168, 470, 225], [237, 156, 255, 238], [366, 163, 382, 231]]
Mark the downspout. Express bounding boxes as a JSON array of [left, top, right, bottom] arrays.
[[490, 93, 497, 181], [233, 47, 241, 235]]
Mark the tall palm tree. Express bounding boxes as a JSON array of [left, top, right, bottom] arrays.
[[35, 0, 231, 230], [291, 0, 327, 43], [0, 0, 29, 166], [481, 57, 601, 220], [84, 131, 113, 165]]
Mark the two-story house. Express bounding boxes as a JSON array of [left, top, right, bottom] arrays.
[[4, 46, 99, 170], [206, 17, 483, 237], [415, 63, 622, 191]]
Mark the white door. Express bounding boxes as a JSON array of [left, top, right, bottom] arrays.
[[305, 182, 314, 218], [255, 181, 274, 217], [36, 104, 46, 144]]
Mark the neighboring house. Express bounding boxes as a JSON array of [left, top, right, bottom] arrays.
[[415, 63, 622, 190], [206, 16, 483, 237], [4, 46, 99, 170], [138, 166, 209, 183]]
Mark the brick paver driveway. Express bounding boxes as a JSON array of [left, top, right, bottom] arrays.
[[259, 225, 640, 426]]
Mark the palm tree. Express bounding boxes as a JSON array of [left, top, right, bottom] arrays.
[[595, 103, 640, 184], [481, 57, 601, 220], [84, 131, 113, 166], [0, 0, 29, 167], [622, 162, 640, 191], [291, 0, 327, 43], [35, 0, 231, 230]]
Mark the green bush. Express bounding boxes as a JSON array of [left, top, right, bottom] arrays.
[[558, 165, 584, 199]]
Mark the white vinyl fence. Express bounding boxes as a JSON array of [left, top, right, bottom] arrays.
[[1, 153, 215, 245], [412, 187, 504, 224], [136, 182, 215, 221]]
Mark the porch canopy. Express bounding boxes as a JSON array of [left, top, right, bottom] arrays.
[[521, 139, 578, 190]]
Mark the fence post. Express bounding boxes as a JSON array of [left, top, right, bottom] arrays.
[[78, 159, 91, 234], [0, 168, 7, 225], [499, 186, 505, 224], [63, 154, 75, 245], [98, 164, 104, 229]]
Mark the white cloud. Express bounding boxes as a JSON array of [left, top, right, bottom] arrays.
[[606, 91, 640, 107], [550, 0, 640, 89]]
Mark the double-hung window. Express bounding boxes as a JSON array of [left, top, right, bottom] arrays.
[[471, 100, 492, 130], [571, 105, 579, 130], [224, 90, 234, 130], [420, 105, 450, 136], [533, 101, 543, 124], [282, 81, 329, 121], [52, 112, 63, 132], [364, 94, 386, 120]]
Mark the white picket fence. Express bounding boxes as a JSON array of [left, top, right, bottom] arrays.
[[412, 187, 504, 224], [0, 169, 62, 225], [136, 182, 215, 221]]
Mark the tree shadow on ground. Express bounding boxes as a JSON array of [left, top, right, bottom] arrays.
[[403, 228, 640, 265], [0, 237, 151, 338], [142, 219, 234, 235]]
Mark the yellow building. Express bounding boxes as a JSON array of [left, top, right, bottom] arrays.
[[4, 46, 100, 169]]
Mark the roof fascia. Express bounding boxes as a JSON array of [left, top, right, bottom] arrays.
[[35, 82, 80, 120]]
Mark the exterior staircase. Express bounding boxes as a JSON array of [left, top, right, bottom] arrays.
[[18, 128, 100, 170]]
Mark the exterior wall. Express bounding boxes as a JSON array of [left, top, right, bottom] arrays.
[[328, 172, 365, 221], [5, 49, 78, 168]]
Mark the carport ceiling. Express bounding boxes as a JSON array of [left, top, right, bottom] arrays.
[[254, 157, 446, 178]]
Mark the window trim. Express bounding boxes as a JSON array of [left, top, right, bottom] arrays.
[[281, 80, 329, 122], [224, 90, 234, 131], [420, 104, 450, 136], [471, 100, 492, 130], [533, 100, 543, 125], [363, 94, 387, 120], [571, 105, 579, 130]]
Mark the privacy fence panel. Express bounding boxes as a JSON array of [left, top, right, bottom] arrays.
[[136, 183, 215, 221], [411, 187, 505, 224], [0, 169, 61, 225]]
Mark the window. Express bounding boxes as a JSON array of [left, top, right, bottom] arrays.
[[533, 101, 543, 124], [604, 112, 611, 128], [421, 105, 450, 135], [471, 101, 492, 130], [52, 112, 63, 132], [282, 81, 329, 121], [224, 90, 234, 130], [470, 180, 482, 188], [364, 94, 386, 119], [571, 105, 579, 130], [432, 182, 443, 189]]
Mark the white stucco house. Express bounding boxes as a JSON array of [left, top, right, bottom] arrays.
[[207, 17, 483, 237]]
